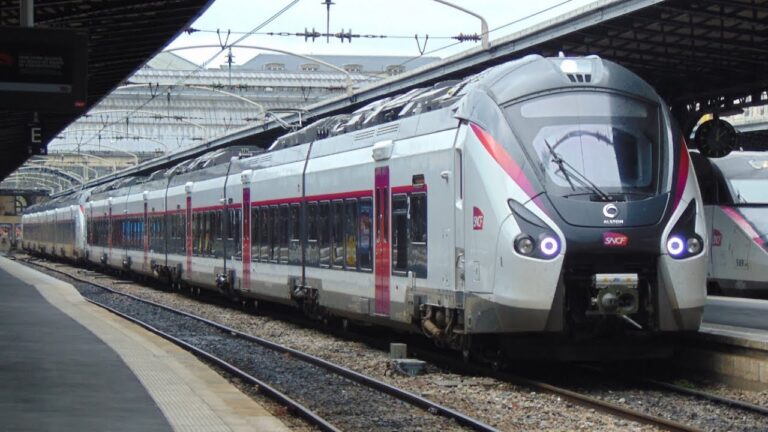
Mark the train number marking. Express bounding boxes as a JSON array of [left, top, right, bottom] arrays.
[[472, 207, 484, 231]]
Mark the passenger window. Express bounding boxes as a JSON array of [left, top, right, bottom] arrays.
[[204, 212, 212, 255], [192, 213, 199, 255], [289, 204, 301, 265], [251, 207, 259, 260], [392, 194, 408, 274], [332, 200, 344, 268], [345, 200, 358, 269], [260, 207, 270, 261], [233, 209, 242, 257], [409, 193, 428, 278], [270, 206, 279, 262], [358, 198, 373, 271], [306, 202, 319, 267], [279, 205, 289, 263], [319, 201, 331, 267], [214, 210, 223, 241]]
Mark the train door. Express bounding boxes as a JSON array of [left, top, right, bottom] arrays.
[[455, 145, 465, 293], [374, 166, 390, 316]]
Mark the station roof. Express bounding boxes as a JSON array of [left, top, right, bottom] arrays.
[[52, 0, 768, 194], [0, 0, 213, 181]]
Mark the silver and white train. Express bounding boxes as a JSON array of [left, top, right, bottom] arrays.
[[22, 55, 708, 359], [693, 150, 768, 296]]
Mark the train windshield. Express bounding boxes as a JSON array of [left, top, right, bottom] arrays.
[[505, 91, 660, 198]]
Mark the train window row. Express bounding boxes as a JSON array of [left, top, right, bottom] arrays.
[[113, 218, 144, 250], [82, 192, 426, 278], [23, 221, 74, 244], [247, 193, 426, 277], [191, 209, 242, 258], [249, 198, 376, 271]]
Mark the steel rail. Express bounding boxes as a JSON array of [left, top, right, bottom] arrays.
[[576, 363, 768, 418], [400, 344, 702, 432], [643, 378, 768, 416], [24, 258, 498, 432], [84, 296, 341, 432], [493, 372, 701, 432]]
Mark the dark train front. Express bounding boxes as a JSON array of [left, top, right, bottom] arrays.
[[457, 55, 706, 358]]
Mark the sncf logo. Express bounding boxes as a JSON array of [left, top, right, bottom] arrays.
[[473, 207, 484, 230], [712, 229, 722, 247], [603, 232, 629, 247]]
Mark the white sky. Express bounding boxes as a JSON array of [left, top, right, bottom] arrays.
[[166, 0, 597, 67]]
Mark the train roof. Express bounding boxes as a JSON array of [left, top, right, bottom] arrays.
[[269, 55, 660, 152], [710, 150, 768, 180]]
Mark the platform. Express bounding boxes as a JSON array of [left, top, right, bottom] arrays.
[[0, 256, 290, 432]]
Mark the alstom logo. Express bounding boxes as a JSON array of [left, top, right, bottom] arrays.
[[603, 232, 629, 247]]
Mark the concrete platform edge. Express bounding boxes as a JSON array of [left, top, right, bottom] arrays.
[[0, 257, 291, 432]]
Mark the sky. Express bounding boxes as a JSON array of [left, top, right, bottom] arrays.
[[165, 0, 598, 67]]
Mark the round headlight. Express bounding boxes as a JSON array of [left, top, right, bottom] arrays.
[[515, 235, 535, 256], [539, 235, 560, 257], [666, 236, 685, 256], [686, 236, 702, 254]]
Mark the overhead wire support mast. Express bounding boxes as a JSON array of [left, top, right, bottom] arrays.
[[322, 0, 335, 43], [432, 0, 489, 50]]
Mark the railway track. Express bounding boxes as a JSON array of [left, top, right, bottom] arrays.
[[22, 257, 496, 432], [23, 256, 768, 432]]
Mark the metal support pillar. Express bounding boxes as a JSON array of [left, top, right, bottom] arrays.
[[20, 0, 34, 27]]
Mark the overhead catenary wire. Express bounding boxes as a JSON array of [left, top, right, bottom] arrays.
[[74, 0, 301, 154], [396, 0, 574, 67], [70, 0, 575, 161]]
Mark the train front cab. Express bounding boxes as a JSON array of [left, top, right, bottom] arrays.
[[693, 151, 768, 296], [451, 57, 707, 358]]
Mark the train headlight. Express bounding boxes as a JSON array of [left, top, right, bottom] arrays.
[[509, 199, 562, 260], [539, 235, 560, 257], [665, 200, 704, 259], [514, 235, 535, 256], [686, 236, 702, 255], [666, 236, 685, 257]]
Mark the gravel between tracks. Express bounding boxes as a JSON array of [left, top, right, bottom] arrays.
[[69, 279, 465, 432], [562, 374, 768, 432]]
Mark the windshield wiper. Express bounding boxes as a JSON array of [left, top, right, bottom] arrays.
[[545, 140, 576, 192], [544, 139, 613, 201]]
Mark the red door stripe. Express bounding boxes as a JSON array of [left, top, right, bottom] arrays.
[[186, 195, 192, 274], [242, 187, 251, 291]]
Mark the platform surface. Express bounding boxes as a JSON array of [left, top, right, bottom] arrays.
[[704, 296, 768, 331], [0, 256, 290, 432]]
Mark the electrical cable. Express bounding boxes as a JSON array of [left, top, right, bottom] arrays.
[[397, 0, 574, 67], [74, 0, 301, 152]]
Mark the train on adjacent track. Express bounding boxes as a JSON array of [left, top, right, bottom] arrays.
[[21, 55, 708, 360], [692, 150, 768, 297]]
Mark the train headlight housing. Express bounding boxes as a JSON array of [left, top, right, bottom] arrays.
[[509, 199, 562, 260], [686, 236, 702, 255], [665, 200, 703, 259], [514, 235, 535, 256]]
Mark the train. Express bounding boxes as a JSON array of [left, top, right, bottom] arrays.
[[692, 150, 768, 297], [22, 54, 708, 360]]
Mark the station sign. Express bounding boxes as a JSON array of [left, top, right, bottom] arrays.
[[0, 26, 88, 112]]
